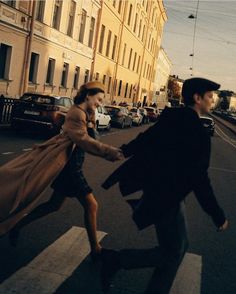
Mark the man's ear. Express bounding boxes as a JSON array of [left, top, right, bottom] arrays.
[[193, 93, 200, 105]]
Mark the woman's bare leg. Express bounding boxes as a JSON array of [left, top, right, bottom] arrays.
[[79, 193, 101, 256]]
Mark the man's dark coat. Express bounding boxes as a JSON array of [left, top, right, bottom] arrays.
[[102, 107, 225, 230]]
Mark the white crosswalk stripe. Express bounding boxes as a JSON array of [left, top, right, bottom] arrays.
[[0, 227, 202, 294], [0, 226, 106, 294]]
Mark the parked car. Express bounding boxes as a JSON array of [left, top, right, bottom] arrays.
[[200, 116, 215, 136], [104, 105, 132, 128], [11, 93, 73, 134], [139, 108, 149, 124], [144, 107, 159, 122], [129, 107, 143, 126], [95, 106, 111, 130]]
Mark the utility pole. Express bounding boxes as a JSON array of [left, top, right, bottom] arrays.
[[20, 0, 37, 96]]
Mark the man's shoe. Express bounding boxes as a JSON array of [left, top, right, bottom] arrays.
[[101, 248, 121, 293]]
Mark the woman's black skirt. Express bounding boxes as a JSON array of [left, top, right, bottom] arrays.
[[51, 146, 92, 199]]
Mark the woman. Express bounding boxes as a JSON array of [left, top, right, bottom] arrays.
[[0, 81, 122, 260]]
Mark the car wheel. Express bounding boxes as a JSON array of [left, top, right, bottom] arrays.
[[106, 123, 111, 131], [121, 120, 125, 129], [96, 121, 99, 131], [129, 120, 132, 128]]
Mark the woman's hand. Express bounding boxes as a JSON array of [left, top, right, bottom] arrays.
[[105, 147, 124, 162]]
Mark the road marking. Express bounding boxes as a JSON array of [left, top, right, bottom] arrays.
[[0, 226, 107, 294], [1, 152, 14, 155], [210, 166, 236, 173], [215, 124, 236, 143], [22, 148, 33, 152], [215, 125, 236, 149], [170, 253, 202, 294]]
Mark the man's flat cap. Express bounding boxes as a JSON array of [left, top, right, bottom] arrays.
[[182, 77, 220, 98]]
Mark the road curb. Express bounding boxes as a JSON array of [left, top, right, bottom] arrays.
[[210, 114, 236, 136]]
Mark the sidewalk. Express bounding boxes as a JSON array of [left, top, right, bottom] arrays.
[[210, 113, 236, 136]]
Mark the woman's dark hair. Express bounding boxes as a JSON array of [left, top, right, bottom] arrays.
[[74, 85, 104, 105]]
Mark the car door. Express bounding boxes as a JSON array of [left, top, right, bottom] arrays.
[[97, 106, 103, 127], [102, 107, 110, 126]]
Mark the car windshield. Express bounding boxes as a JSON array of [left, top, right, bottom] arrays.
[[105, 107, 120, 115], [21, 94, 55, 105]]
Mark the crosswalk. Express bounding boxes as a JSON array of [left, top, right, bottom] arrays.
[[0, 227, 202, 294]]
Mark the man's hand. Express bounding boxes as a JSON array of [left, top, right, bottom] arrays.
[[106, 148, 124, 162], [217, 219, 229, 232]]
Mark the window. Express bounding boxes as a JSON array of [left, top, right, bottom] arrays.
[[46, 58, 55, 85], [52, 0, 62, 30], [118, 0, 122, 13], [113, 0, 116, 8], [148, 34, 151, 49], [124, 83, 128, 98], [103, 75, 106, 84], [88, 17, 95, 48], [142, 25, 146, 42], [2, 1, 16, 7], [106, 30, 112, 57], [128, 4, 132, 26], [35, 0, 45, 22], [73, 66, 80, 89], [138, 19, 142, 38], [111, 35, 117, 60], [133, 13, 138, 33], [79, 9, 87, 43], [122, 43, 126, 66], [118, 80, 122, 96], [29, 53, 39, 83], [129, 84, 133, 98], [99, 25, 105, 54], [146, 64, 149, 79], [136, 55, 141, 73], [0, 43, 12, 80], [95, 72, 99, 80], [108, 77, 112, 93], [132, 52, 137, 71], [84, 69, 89, 83], [61, 63, 69, 87], [67, 1, 76, 37], [128, 48, 133, 69]]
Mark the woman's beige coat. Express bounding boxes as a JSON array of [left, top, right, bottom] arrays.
[[0, 105, 117, 235]]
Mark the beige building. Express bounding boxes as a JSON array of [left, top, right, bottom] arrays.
[[93, 0, 167, 105], [0, 0, 167, 103], [0, 0, 100, 98], [153, 46, 172, 105]]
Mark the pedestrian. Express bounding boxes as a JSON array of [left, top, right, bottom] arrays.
[[101, 77, 229, 293], [0, 81, 123, 260]]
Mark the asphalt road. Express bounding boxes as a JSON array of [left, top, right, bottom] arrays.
[[0, 120, 235, 294]]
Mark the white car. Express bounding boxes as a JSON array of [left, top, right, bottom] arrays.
[[95, 106, 111, 130], [129, 107, 143, 125]]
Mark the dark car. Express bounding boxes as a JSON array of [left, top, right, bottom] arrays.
[[200, 116, 215, 136], [144, 107, 159, 122], [104, 105, 132, 128], [11, 93, 73, 134]]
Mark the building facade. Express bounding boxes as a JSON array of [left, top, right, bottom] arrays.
[[0, 0, 100, 98], [0, 0, 167, 103], [153, 46, 172, 105], [93, 0, 167, 105]]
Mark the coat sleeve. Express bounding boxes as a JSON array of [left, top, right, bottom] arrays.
[[121, 108, 169, 157], [190, 133, 226, 228], [63, 108, 119, 160]]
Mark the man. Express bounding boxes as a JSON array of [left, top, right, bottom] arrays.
[[101, 78, 229, 294]]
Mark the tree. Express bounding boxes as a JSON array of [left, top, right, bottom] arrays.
[[168, 79, 181, 99], [218, 90, 234, 110]]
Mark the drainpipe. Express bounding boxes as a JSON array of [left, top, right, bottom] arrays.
[[90, 0, 103, 80], [110, 1, 126, 103], [20, 0, 37, 96]]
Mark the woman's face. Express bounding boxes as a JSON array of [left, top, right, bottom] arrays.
[[86, 92, 104, 111]]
